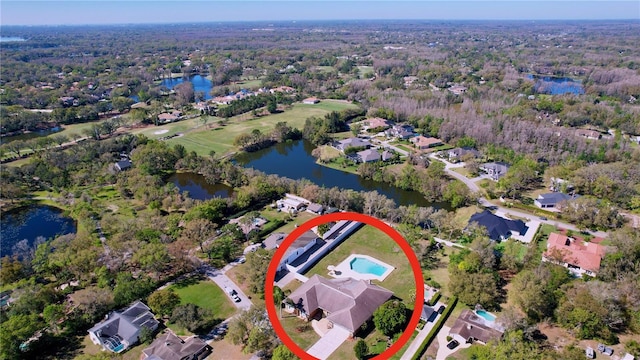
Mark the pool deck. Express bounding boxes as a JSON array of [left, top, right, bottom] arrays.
[[331, 253, 394, 281]]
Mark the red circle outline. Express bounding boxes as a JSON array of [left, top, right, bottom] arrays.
[[265, 212, 424, 360]]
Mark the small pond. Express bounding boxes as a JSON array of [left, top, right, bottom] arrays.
[[0, 205, 76, 258], [526, 74, 585, 95], [161, 75, 213, 101], [167, 172, 234, 201], [0, 126, 62, 145]]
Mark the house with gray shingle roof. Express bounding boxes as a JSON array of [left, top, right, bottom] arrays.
[[287, 275, 393, 336], [88, 301, 159, 353], [356, 149, 380, 163], [142, 331, 211, 360], [335, 137, 371, 152], [534, 192, 578, 209]]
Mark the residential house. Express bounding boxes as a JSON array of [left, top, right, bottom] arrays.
[[271, 86, 296, 94], [385, 125, 415, 139], [449, 310, 503, 345], [114, 159, 132, 171], [279, 231, 324, 271], [381, 150, 395, 161], [212, 96, 232, 105], [157, 113, 178, 123], [447, 147, 480, 162], [142, 332, 211, 360], [448, 85, 468, 95], [303, 97, 320, 104], [335, 137, 371, 152], [410, 136, 444, 150], [307, 203, 324, 215], [229, 216, 268, 236], [575, 129, 601, 140], [479, 162, 510, 180], [403, 76, 419, 87], [277, 196, 306, 212], [286, 275, 393, 336], [356, 149, 381, 163], [534, 193, 578, 210], [365, 117, 391, 130], [264, 232, 287, 250], [88, 301, 159, 353], [420, 304, 437, 322], [468, 210, 527, 242], [542, 233, 606, 277]]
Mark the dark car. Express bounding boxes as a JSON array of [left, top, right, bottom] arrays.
[[446, 340, 459, 349], [437, 305, 445, 314], [539, 216, 548, 221]]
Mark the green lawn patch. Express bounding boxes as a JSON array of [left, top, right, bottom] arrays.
[[390, 330, 419, 360], [303, 225, 417, 308], [170, 278, 237, 319], [279, 314, 320, 351]]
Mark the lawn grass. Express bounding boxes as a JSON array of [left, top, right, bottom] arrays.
[[161, 100, 357, 156], [319, 157, 359, 175], [170, 278, 237, 319], [451, 167, 471, 177], [303, 225, 417, 308], [390, 330, 419, 360], [328, 328, 391, 360], [264, 210, 317, 235], [279, 314, 320, 351]]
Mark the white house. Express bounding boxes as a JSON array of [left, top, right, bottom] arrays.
[[278, 230, 323, 271]]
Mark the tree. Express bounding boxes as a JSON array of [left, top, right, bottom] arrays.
[[354, 339, 369, 360], [449, 268, 501, 310], [43, 304, 65, 334], [147, 288, 181, 317], [267, 99, 277, 114], [170, 303, 215, 334], [235, 248, 273, 298], [272, 344, 297, 360], [0, 313, 42, 360], [227, 305, 278, 354], [138, 326, 155, 345], [373, 300, 407, 337]]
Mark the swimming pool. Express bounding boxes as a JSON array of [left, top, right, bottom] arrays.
[[350, 257, 389, 276], [475, 310, 496, 322]]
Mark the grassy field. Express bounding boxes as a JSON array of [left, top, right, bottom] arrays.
[[156, 100, 358, 156], [170, 278, 237, 319], [303, 225, 418, 308], [279, 314, 320, 351]]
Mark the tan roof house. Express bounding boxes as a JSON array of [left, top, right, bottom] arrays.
[[287, 275, 393, 336], [142, 331, 211, 360], [542, 232, 606, 277], [410, 136, 443, 150], [303, 97, 320, 104], [366, 117, 391, 130]]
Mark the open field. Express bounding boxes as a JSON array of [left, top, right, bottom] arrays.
[[157, 100, 358, 156], [171, 278, 237, 319], [303, 225, 417, 308]]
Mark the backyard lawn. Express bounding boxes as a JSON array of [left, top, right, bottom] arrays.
[[170, 278, 237, 319], [303, 225, 418, 308], [279, 314, 320, 351]]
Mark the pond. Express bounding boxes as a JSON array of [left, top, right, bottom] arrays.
[[526, 74, 585, 95], [0, 37, 26, 42], [0, 205, 76, 258], [161, 75, 213, 101], [234, 140, 451, 209], [0, 126, 62, 144], [167, 172, 234, 201]]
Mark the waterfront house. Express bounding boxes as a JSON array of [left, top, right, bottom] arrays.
[[335, 137, 372, 152], [356, 149, 381, 163]]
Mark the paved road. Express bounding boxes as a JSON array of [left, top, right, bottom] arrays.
[[202, 265, 253, 311], [428, 153, 480, 192]]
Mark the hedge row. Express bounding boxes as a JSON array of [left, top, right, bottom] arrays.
[[258, 219, 286, 237], [426, 292, 442, 307], [411, 296, 458, 360]]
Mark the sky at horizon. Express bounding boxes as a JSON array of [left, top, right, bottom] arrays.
[[1, 1, 639, 26]]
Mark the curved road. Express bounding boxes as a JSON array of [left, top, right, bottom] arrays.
[[428, 152, 609, 238]]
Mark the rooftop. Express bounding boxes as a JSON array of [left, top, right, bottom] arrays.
[[545, 232, 606, 273]]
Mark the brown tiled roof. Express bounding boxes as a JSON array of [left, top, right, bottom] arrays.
[[142, 332, 209, 360], [449, 310, 503, 344], [288, 275, 393, 332], [545, 233, 605, 272]]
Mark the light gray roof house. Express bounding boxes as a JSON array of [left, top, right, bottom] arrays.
[[88, 301, 159, 353]]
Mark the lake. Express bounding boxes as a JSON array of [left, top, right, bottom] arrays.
[[0, 205, 76, 258], [0, 37, 26, 42], [167, 172, 234, 201], [0, 126, 62, 145], [235, 140, 450, 209], [527, 74, 585, 95], [161, 75, 213, 101]]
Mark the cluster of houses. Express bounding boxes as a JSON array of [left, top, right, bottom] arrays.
[[88, 300, 211, 360], [333, 137, 397, 164]]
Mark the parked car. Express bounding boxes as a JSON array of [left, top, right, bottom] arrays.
[[539, 216, 548, 221], [598, 343, 614, 356], [231, 293, 241, 302], [586, 347, 595, 359], [437, 305, 445, 314], [446, 340, 459, 349]]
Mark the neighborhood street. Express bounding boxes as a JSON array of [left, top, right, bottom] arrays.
[[202, 264, 253, 311]]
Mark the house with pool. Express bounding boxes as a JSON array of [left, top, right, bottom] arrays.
[[286, 274, 393, 337], [449, 309, 503, 345], [88, 301, 159, 353]]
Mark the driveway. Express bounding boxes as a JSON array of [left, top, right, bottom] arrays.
[[400, 301, 446, 360], [306, 326, 351, 359], [202, 265, 253, 311], [435, 325, 471, 360], [428, 153, 480, 192]]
